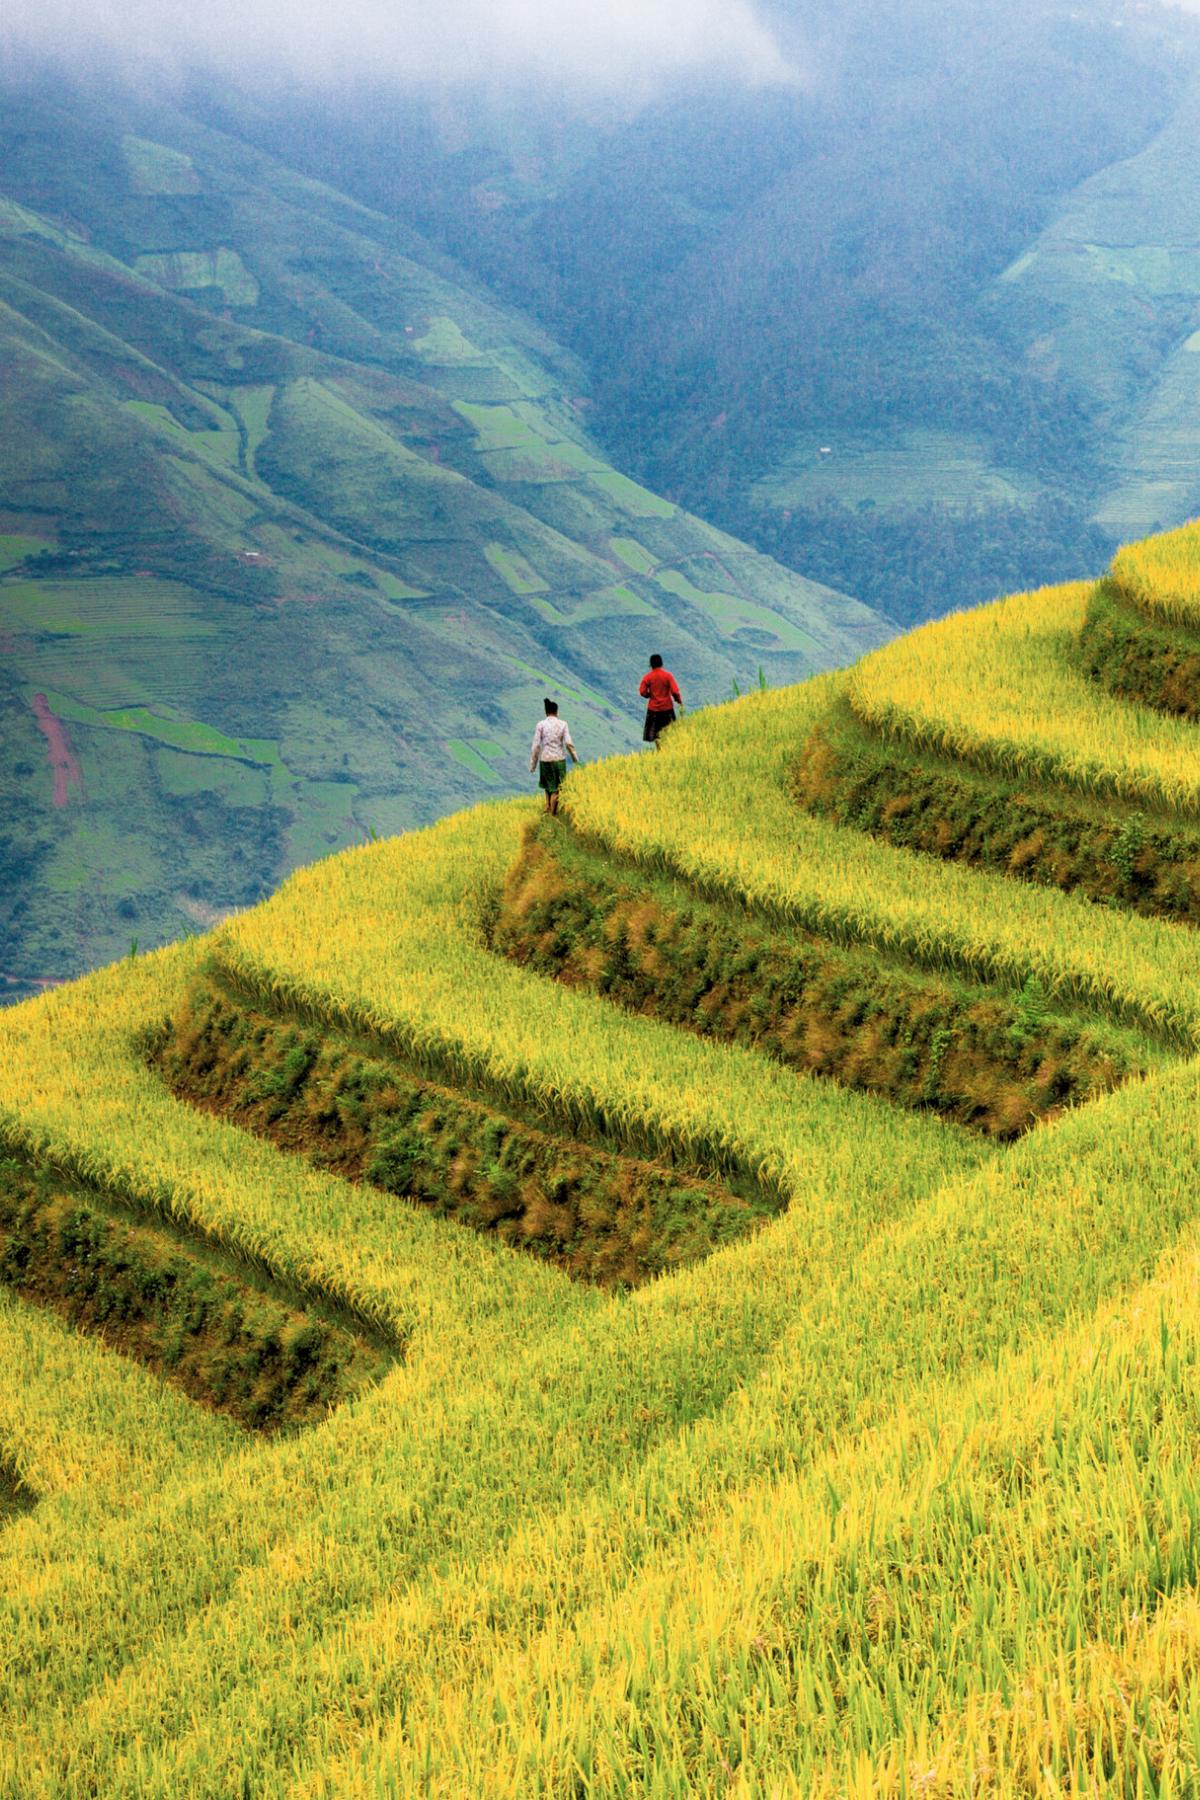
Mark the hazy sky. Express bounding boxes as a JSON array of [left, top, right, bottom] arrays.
[[1, 0, 797, 93]]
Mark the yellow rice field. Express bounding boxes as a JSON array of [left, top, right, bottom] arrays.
[[848, 581, 1200, 814], [1113, 518, 1200, 626], [4, 521, 1200, 1792]]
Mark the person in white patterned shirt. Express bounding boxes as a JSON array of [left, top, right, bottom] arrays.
[[529, 698, 579, 815]]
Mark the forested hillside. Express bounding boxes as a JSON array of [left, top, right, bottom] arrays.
[[227, 0, 1200, 624], [0, 81, 885, 996]]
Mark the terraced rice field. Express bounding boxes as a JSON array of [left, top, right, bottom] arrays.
[[5, 520, 1200, 1791]]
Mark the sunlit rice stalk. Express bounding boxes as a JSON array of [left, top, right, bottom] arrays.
[[4, 522, 1200, 1793], [1114, 518, 1200, 627]]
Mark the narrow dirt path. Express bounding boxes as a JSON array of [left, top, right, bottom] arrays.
[[30, 692, 82, 806]]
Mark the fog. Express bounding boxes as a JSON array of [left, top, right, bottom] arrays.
[[0, 0, 797, 94]]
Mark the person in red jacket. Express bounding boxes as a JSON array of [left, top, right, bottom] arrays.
[[639, 654, 683, 748]]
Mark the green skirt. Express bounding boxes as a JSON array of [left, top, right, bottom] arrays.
[[538, 759, 567, 794]]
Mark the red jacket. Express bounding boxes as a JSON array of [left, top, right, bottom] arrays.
[[640, 668, 681, 711]]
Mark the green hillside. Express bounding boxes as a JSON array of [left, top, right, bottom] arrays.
[[0, 83, 887, 997], [992, 76, 1200, 540], [3, 519, 1200, 1789], [268, 2, 1199, 626]]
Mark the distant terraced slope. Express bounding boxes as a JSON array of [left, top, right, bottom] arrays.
[[0, 83, 885, 997], [4, 520, 1200, 1790], [992, 79, 1200, 541]]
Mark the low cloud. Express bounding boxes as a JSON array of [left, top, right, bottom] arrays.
[[1, 0, 797, 94]]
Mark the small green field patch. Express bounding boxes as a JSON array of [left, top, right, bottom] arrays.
[[153, 747, 271, 805], [540, 439, 605, 474], [488, 350, 560, 401], [187, 429, 241, 469], [228, 385, 276, 461], [0, 533, 53, 573], [377, 572, 428, 601], [478, 447, 578, 484], [134, 249, 259, 308], [569, 584, 658, 625], [0, 194, 70, 244], [484, 543, 548, 595], [121, 135, 201, 195], [1000, 248, 1037, 283], [33, 690, 280, 764], [123, 401, 189, 436], [123, 402, 242, 469], [453, 402, 540, 452], [654, 566, 820, 652], [610, 536, 657, 574], [753, 429, 1035, 514], [530, 597, 571, 624], [499, 655, 613, 714], [447, 739, 503, 785], [411, 317, 486, 366], [589, 471, 674, 519], [0, 579, 218, 643], [468, 738, 506, 759]]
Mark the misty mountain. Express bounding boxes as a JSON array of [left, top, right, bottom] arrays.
[[8, 0, 1200, 993], [0, 79, 886, 994], [209, 0, 1200, 623]]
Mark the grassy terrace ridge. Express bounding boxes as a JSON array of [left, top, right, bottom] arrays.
[[211, 800, 983, 1179], [793, 694, 1200, 927], [155, 973, 775, 1287], [493, 816, 1160, 1137], [0, 1154, 395, 1432], [845, 581, 1200, 817], [11, 521, 1200, 1790], [789, 535, 1200, 920], [1081, 577, 1200, 720], [562, 674, 1200, 1048], [1113, 518, 1200, 626]]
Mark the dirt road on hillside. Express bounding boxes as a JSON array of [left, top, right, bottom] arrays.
[[30, 692, 82, 806]]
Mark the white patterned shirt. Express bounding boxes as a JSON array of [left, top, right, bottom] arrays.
[[530, 716, 575, 766]]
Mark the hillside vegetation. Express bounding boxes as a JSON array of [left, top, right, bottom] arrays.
[[252, 0, 1200, 621], [3, 518, 1200, 1789], [0, 80, 884, 998]]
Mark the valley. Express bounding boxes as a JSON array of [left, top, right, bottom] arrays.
[[262, 0, 1200, 624], [0, 80, 887, 990]]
